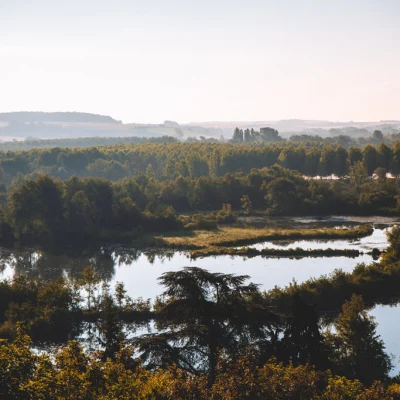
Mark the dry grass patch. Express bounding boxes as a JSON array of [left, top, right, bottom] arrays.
[[155, 224, 373, 249]]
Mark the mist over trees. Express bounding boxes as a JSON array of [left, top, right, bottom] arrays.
[[232, 127, 283, 143], [0, 112, 398, 145]]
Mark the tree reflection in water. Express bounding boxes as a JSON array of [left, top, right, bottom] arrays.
[[0, 246, 188, 283]]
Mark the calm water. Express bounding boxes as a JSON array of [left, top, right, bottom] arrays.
[[370, 305, 400, 374], [0, 216, 399, 372], [0, 250, 374, 300], [248, 227, 390, 251]]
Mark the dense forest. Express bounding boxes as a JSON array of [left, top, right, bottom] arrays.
[[0, 136, 179, 152], [0, 161, 398, 248], [0, 140, 399, 187]]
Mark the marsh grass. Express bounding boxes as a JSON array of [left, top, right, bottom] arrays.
[[155, 224, 373, 249]]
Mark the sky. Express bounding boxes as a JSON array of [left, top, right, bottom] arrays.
[[1, 0, 399, 123]]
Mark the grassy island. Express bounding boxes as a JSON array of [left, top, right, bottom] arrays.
[[154, 224, 374, 250]]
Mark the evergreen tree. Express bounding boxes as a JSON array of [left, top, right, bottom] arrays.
[[135, 267, 276, 386]]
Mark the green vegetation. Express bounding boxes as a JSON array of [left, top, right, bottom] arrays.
[[0, 140, 399, 186], [0, 158, 394, 249], [327, 294, 391, 384], [158, 224, 373, 249], [1, 332, 400, 399], [0, 135, 179, 152]]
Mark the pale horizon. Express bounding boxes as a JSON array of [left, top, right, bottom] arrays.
[[1, 0, 399, 124]]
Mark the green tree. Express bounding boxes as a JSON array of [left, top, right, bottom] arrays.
[[0, 324, 36, 399], [362, 145, 378, 175], [328, 294, 391, 385], [334, 146, 348, 176], [244, 129, 252, 142], [304, 147, 320, 176], [373, 130, 384, 142], [232, 128, 244, 142], [187, 155, 209, 178], [251, 128, 260, 141], [382, 225, 400, 264], [145, 164, 156, 179], [176, 160, 190, 177], [8, 174, 65, 244], [377, 143, 392, 171], [348, 146, 363, 166], [240, 195, 252, 214], [318, 146, 336, 176], [265, 178, 298, 215], [374, 167, 387, 182], [349, 161, 369, 187], [278, 147, 305, 172], [260, 127, 281, 142], [86, 159, 126, 181], [54, 340, 91, 399], [136, 267, 275, 386]]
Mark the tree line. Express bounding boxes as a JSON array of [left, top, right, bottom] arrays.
[[0, 126, 398, 154], [0, 141, 400, 186], [0, 164, 399, 248], [233, 126, 400, 149], [0, 135, 178, 152]]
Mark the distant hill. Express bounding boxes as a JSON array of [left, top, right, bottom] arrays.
[[0, 113, 398, 141], [0, 112, 120, 124]]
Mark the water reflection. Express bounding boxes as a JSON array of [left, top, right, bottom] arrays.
[[0, 249, 373, 303], [249, 227, 390, 252], [0, 218, 398, 370], [4, 248, 116, 282], [0, 247, 188, 283], [237, 215, 399, 230], [0, 216, 394, 285], [371, 305, 400, 375]]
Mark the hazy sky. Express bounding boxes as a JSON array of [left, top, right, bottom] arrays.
[[1, 0, 399, 123]]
